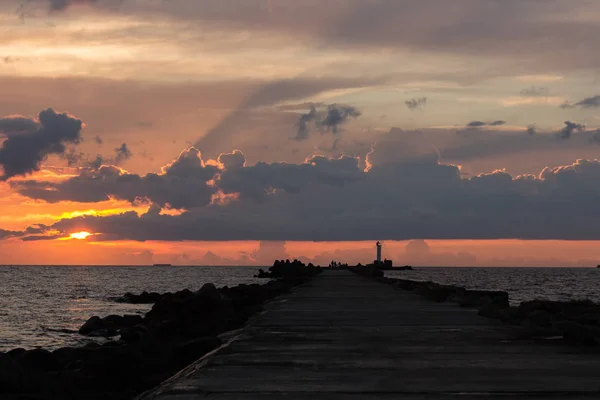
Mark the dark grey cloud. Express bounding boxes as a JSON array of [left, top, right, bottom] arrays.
[[466, 120, 505, 129], [0, 109, 83, 180], [318, 104, 361, 133], [560, 95, 600, 110], [293, 104, 360, 140], [520, 86, 549, 97], [114, 143, 132, 164], [12, 147, 219, 209], [295, 105, 317, 141], [31, 0, 111, 12], [86, 154, 104, 169], [0, 116, 39, 134], [0, 229, 25, 240], [62, 148, 84, 166], [442, 126, 597, 163], [20, 152, 600, 242], [405, 97, 427, 111], [467, 121, 487, 128], [590, 130, 600, 145], [558, 121, 585, 140], [217, 153, 362, 201]]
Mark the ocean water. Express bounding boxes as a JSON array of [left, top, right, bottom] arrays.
[[386, 267, 600, 305], [2, 266, 600, 352], [0, 266, 265, 352]]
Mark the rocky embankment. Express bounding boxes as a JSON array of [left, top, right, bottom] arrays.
[[255, 259, 320, 279], [350, 266, 600, 346], [0, 263, 321, 400]]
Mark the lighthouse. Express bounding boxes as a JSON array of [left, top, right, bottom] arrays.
[[376, 241, 382, 263]]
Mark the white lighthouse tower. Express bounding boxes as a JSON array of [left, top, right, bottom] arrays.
[[376, 241, 382, 263]]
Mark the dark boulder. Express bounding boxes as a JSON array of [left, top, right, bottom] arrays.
[[0, 353, 27, 393], [79, 316, 104, 335], [18, 349, 61, 372], [114, 291, 162, 304], [196, 283, 223, 304], [52, 347, 90, 368], [102, 314, 142, 329], [87, 328, 119, 338], [119, 325, 147, 343], [7, 348, 26, 358]]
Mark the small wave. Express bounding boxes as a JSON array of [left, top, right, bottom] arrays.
[[40, 326, 78, 334]]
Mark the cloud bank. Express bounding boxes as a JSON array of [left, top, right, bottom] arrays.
[[10, 127, 600, 242]]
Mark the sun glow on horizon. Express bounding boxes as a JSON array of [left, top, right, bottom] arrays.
[[69, 231, 91, 240]]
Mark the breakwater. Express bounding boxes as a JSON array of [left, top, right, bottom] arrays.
[[350, 265, 600, 346], [140, 269, 600, 398]]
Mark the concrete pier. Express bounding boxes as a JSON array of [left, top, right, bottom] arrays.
[[142, 270, 600, 399]]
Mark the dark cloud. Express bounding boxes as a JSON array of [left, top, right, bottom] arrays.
[[135, 121, 153, 128], [318, 104, 361, 134], [0, 109, 83, 180], [45, 0, 103, 12], [466, 120, 505, 128], [295, 105, 317, 141], [520, 86, 549, 97], [114, 143, 132, 164], [62, 148, 84, 167], [86, 154, 104, 169], [21, 233, 68, 241], [0, 229, 25, 240], [0, 116, 39, 134], [217, 153, 363, 201], [561, 95, 600, 110], [294, 104, 360, 140], [3, 56, 19, 64], [405, 97, 427, 111], [558, 121, 585, 140], [590, 130, 600, 145], [12, 147, 219, 209], [20, 153, 600, 242], [467, 121, 486, 128]]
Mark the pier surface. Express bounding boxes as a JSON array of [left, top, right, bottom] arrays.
[[143, 270, 600, 399]]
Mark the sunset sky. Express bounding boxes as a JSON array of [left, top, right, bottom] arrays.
[[2, 0, 600, 266]]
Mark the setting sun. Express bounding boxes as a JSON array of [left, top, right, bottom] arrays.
[[69, 231, 91, 240]]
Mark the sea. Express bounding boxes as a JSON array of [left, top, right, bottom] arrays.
[[1, 265, 599, 352]]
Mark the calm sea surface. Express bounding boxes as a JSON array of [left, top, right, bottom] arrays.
[[1, 266, 599, 352]]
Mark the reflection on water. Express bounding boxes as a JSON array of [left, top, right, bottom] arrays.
[[386, 267, 600, 305], [0, 266, 265, 351]]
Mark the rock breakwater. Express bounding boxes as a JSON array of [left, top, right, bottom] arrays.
[[0, 264, 321, 400]]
